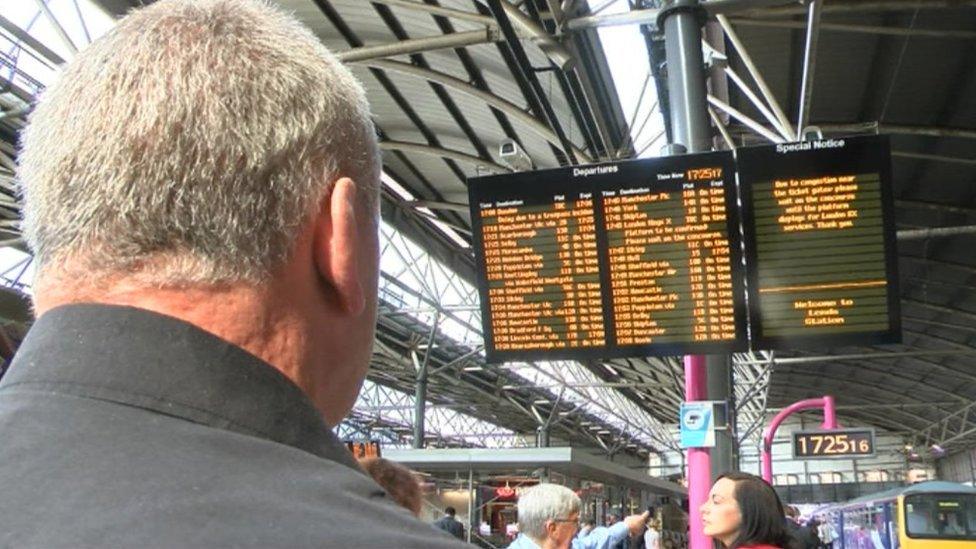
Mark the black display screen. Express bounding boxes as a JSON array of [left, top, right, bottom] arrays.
[[738, 135, 901, 349], [468, 153, 748, 362], [792, 428, 876, 459]]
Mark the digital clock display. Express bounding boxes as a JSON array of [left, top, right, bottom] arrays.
[[687, 167, 723, 181], [792, 429, 875, 459]]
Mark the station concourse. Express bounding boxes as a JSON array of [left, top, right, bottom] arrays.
[[0, 1, 975, 548]]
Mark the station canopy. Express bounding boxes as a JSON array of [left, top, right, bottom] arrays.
[[1, 0, 974, 457]]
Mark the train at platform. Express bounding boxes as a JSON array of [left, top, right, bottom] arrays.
[[818, 481, 976, 548]]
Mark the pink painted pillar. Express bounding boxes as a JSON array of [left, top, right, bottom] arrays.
[[685, 355, 711, 549], [760, 396, 839, 484]]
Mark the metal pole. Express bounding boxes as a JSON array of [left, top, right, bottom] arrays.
[[660, 3, 715, 546], [685, 355, 711, 549], [467, 466, 475, 544], [709, 355, 734, 481], [536, 425, 551, 447], [413, 355, 428, 449], [413, 314, 440, 449], [796, 0, 823, 137], [760, 396, 838, 483], [663, 1, 711, 153]]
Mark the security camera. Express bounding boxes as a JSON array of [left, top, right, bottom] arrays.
[[499, 139, 534, 172]]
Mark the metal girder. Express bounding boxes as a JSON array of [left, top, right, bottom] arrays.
[[0, 13, 65, 66], [774, 368, 964, 407], [775, 350, 976, 396], [893, 151, 976, 166], [735, 348, 976, 365], [748, 0, 976, 17], [715, 14, 794, 137], [351, 59, 592, 162], [765, 385, 940, 433], [482, 0, 574, 70], [379, 140, 510, 173], [728, 18, 976, 40], [486, 0, 578, 164], [897, 199, 976, 217], [899, 225, 976, 240], [336, 29, 501, 62], [915, 400, 976, 451], [32, 0, 78, 55], [708, 95, 785, 143], [368, 0, 495, 26]]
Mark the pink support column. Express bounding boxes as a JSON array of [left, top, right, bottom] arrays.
[[685, 355, 711, 549], [760, 396, 839, 483]]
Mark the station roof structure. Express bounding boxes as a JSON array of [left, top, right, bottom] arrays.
[[1, 0, 975, 460]]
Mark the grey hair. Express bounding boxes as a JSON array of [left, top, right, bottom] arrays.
[[18, 0, 380, 285], [517, 483, 581, 541]]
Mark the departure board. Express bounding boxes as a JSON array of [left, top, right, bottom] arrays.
[[739, 135, 901, 349], [469, 153, 747, 362]]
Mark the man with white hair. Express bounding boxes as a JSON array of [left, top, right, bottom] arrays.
[[0, 0, 467, 547], [509, 484, 650, 549]]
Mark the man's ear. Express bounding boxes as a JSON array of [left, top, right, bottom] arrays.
[[313, 177, 365, 316]]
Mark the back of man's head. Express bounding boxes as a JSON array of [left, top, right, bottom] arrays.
[[445, 506, 456, 517], [18, 0, 381, 424], [19, 0, 379, 286]]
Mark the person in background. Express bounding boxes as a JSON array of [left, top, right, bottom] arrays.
[[643, 519, 662, 549], [579, 520, 597, 539], [784, 506, 817, 549], [804, 518, 822, 549], [434, 507, 466, 540], [509, 484, 649, 549], [700, 472, 799, 549], [508, 484, 581, 549], [816, 516, 837, 548], [358, 457, 423, 517]]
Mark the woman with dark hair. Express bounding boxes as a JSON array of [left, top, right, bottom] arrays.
[[700, 472, 799, 549]]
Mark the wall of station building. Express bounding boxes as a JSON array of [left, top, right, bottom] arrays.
[[937, 448, 976, 485], [648, 416, 936, 487]]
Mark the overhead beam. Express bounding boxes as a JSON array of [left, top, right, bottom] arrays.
[[352, 59, 591, 162], [728, 18, 976, 40], [379, 140, 510, 173], [734, 348, 976, 365], [368, 0, 495, 26], [486, 0, 578, 164], [893, 151, 976, 166], [0, 13, 66, 66], [336, 29, 500, 62]]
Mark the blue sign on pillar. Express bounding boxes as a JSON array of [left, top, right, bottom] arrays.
[[680, 402, 717, 449]]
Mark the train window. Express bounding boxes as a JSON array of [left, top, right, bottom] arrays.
[[904, 494, 976, 540]]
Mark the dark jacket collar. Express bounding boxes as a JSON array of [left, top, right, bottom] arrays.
[[0, 303, 360, 470]]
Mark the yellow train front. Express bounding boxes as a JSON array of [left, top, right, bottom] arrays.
[[821, 481, 976, 548]]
